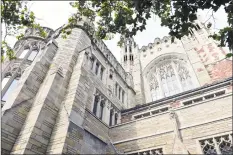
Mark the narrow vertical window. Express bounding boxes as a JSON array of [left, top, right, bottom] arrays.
[[100, 67, 104, 80], [99, 101, 104, 120], [93, 95, 99, 115], [118, 88, 121, 100], [122, 91, 125, 103], [115, 113, 118, 125], [90, 57, 94, 70], [95, 63, 99, 75], [2, 79, 19, 102], [109, 110, 113, 126], [19, 49, 29, 59], [129, 46, 132, 53], [115, 83, 118, 96], [2, 76, 10, 90], [27, 50, 38, 61], [125, 46, 127, 53]]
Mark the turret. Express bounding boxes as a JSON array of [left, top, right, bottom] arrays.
[[121, 37, 138, 74]]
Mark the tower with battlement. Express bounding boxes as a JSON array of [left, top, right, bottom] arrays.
[[1, 15, 232, 155]]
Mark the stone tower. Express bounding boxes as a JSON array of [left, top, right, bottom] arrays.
[[1, 14, 232, 155], [120, 37, 146, 106], [1, 15, 134, 154]]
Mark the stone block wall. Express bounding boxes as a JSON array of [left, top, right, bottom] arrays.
[[109, 84, 232, 154]]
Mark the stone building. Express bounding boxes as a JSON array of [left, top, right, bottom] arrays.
[[1, 15, 232, 154]]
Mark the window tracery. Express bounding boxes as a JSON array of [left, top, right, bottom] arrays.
[[147, 59, 195, 101], [127, 148, 163, 155], [174, 61, 193, 91], [199, 134, 233, 155]]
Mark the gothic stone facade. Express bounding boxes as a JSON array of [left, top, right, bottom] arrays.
[[1, 16, 232, 154]]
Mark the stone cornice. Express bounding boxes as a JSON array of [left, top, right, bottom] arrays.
[[121, 77, 232, 114]]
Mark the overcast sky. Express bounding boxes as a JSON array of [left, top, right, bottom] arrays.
[[4, 1, 228, 62]]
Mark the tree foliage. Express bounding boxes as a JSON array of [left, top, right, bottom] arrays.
[[1, 0, 232, 62], [1, 0, 45, 61], [68, 0, 233, 51]]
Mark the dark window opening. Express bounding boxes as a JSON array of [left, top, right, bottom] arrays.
[[215, 90, 225, 97], [151, 110, 159, 115], [124, 55, 127, 62], [204, 94, 215, 100], [134, 115, 142, 119], [193, 97, 203, 103], [109, 110, 113, 126], [90, 57, 94, 70], [142, 112, 150, 117], [129, 46, 132, 53], [183, 100, 193, 106], [93, 95, 99, 115], [115, 113, 118, 125], [95, 63, 99, 75], [100, 101, 104, 120]]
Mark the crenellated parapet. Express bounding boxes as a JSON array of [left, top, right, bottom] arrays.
[[139, 36, 173, 53]]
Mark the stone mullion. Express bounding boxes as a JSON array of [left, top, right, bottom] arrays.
[[92, 58, 97, 72], [115, 84, 118, 97], [119, 87, 122, 101], [117, 112, 121, 124], [96, 96, 102, 118], [112, 109, 115, 126], [171, 61, 183, 92], [97, 65, 102, 78], [103, 101, 110, 124], [154, 67, 165, 99], [229, 134, 233, 145], [213, 137, 221, 154]]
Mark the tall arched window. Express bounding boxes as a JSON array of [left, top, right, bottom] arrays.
[[147, 59, 195, 101]]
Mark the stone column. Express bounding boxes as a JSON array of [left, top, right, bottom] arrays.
[[117, 112, 121, 124], [119, 88, 122, 101], [103, 101, 111, 125], [169, 109, 189, 154], [115, 84, 118, 97], [96, 96, 102, 118], [97, 65, 102, 77], [122, 91, 124, 103], [112, 109, 115, 125]]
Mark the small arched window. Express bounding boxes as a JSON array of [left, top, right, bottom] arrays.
[[129, 46, 132, 53]]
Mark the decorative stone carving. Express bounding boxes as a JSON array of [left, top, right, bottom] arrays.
[[169, 109, 176, 119]]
